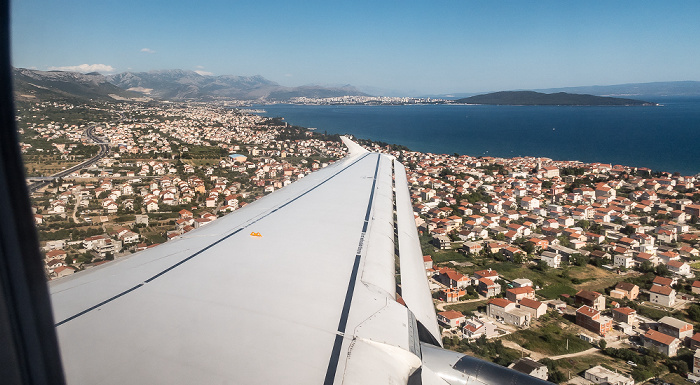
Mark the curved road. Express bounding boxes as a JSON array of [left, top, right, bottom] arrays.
[[28, 120, 114, 193]]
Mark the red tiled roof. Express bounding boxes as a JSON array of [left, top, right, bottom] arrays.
[[576, 290, 602, 301], [576, 305, 599, 318], [691, 332, 700, 343], [650, 285, 673, 296], [652, 276, 673, 286], [615, 282, 637, 292], [507, 286, 534, 295], [464, 324, 480, 333], [644, 329, 676, 346], [667, 260, 685, 268], [487, 298, 513, 308], [46, 249, 66, 257], [519, 298, 544, 310], [438, 310, 465, 320], [474, 269, 498, 278], [614, 307, 636, 316]]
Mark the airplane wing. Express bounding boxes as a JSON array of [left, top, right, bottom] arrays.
[[49, 138, 551, 385]]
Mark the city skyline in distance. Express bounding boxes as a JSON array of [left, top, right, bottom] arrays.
[[11, 0, 700, 96]]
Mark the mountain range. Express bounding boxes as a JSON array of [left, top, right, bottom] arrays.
[[12, 68, 368, 102], [13, 67, 141, 102], [12, 67, 700, 103]]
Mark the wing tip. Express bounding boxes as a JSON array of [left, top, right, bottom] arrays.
[[341, 136, 369, 156]]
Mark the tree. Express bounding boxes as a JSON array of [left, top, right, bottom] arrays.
[[522, 241, 535, 254], [599, 339, 607, 349], [688, 304, 700, 322], [535, 260, 549, 272], [569, 253, 586, 266], [656, 264, 671, 277], [513, 253, 524, 264], [640, 260, 654, 273]]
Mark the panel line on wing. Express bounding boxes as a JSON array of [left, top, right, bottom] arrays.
[[54, 284, 143, 327], [323, 153, 381, 385], [54, 152, 372, 327]]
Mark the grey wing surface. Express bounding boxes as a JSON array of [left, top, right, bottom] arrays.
[[50, 138, 551, 385]]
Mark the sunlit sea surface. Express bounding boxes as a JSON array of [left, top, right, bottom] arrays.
[[255, 97, 700, 176]]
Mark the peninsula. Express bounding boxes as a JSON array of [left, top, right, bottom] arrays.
[[454, 91, 655, 106]]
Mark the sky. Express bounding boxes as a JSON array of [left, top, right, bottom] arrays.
[[10, 0, 700, 96]]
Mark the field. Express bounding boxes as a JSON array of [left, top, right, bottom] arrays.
[[445, 300, 487, 316], [505, 318, 593, 356]]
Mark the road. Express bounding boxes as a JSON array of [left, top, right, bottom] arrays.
[[27, 118, 116, 193], [501, 338, 626, 361]]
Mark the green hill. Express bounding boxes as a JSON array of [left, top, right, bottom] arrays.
[[455, 91, 655, 106]]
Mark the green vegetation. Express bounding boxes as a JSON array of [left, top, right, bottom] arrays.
[[537, 283, 577, 299], [506, 319, 592, 356], [443, 335, 521, 367], [445, 300, 487, 316]]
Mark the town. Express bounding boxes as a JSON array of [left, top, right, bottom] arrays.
[[19, 98, 700, 384]]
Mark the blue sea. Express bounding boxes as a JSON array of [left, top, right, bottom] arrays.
[[255, 97, 700, 176]]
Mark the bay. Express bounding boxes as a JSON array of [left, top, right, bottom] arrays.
[[255, 97, 700, 176]]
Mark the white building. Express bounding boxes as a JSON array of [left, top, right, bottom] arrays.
[[584, 365, 634, 385], [540, 251, 561, 268]]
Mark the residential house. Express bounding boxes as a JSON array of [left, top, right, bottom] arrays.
[[658, 316, 694, 342], [667, 260, 691, 276], [487, 298, 530, 327], [642, 329, 680, 356], [613, 254, 635, 269], [433, 234, 452, 250], [423, 255, 433, 270], [690, 333, 700, 350], [650, 285, 676, 307], [610, 282, 639, 300], [438, 288, 466, 303], [518, 298, 547, 320], [45, 249, 67, 262], [576, 305, 613, 336], [540, 251, 561, 268], [462, 317, 497, 340], [53, 266, 76, 279], [692, 281, 700, 295], [436, 268, 470, 288], [652, 276, 675, 287], [584, 366, 634, 385], [508, 358, 548, 381], [477, 278, 501, 298], [575, 290, 606, 311], [612, 307, 637, 326], [505, 286, 535, 303], [473, 269, 499, 281], [437, 310, 466, 328], [512, 278, 533, 288]]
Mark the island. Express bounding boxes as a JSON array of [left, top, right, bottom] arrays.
[[454, 91, 655, 106]]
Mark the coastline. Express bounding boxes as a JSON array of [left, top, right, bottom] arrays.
[[254, 102, 700, 177]]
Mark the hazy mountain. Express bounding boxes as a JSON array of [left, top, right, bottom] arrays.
[[454, 91, 654, 106], [12, 68, 142, 102], [107, 70, 369, 101], [533, 81, 700, 98], [425, 81, 700, 100]]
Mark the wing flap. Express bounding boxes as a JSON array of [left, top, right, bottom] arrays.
[[394, 160, 442, 344]]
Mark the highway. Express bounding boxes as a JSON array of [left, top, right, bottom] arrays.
[[27, 122, 112, 193]]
